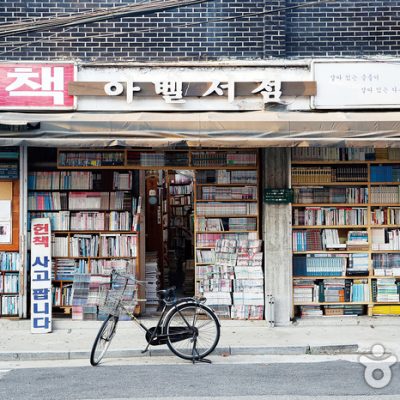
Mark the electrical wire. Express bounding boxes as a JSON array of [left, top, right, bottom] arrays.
[[0, 0, 337, 55], [0, 0, 210, 38]]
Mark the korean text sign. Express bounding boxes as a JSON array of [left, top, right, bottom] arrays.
[[0, 63, 75, 110], [31, 218, 52, 334]]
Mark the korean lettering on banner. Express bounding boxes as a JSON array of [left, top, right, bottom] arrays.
[[31, 218, 52, 334], [0, 63, 75, 110]]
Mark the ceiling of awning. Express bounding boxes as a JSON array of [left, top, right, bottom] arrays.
[[0, 110, 400, 147]]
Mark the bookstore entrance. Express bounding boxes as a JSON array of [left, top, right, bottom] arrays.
[[27, 147, 264, 321]]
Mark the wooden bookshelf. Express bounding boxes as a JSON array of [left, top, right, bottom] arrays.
[[0, 147, 20, 318], [28, 163, 141, 319], [194, 149, 263, 320], [291, 148, 400, 318]]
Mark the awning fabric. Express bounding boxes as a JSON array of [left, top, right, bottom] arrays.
[[0, 110, 400, 147]]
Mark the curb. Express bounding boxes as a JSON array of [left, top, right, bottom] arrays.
[[0, 344, 359, 361]]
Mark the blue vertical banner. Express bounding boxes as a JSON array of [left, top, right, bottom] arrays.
[[31, 218, 52, 334]]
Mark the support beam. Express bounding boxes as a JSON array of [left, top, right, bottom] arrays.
[[262, 148, 292, 326]]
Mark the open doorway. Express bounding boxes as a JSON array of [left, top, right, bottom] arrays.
[[145, 170, 194, 304]]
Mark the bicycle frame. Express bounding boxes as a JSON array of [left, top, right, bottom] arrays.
[[119, 296, 216, 354]]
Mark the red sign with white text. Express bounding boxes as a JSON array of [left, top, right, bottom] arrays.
[[0, 63, 75, 110]]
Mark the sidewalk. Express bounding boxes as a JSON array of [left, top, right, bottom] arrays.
[[1, 317, 400, 361]]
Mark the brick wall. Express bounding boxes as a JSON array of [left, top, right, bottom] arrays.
[[0, 0, 399, 62], [286, 0, 400, 57]]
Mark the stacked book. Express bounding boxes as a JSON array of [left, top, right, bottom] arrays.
[[293, 280, 319, 303], [373, 279, 400, 302], [346, 230, 368, 250], [28, 192, 68, 210], [347, 254, 369, 275], [292, 147, 374, 161], [293, 207, 367, 226], [145, 252, 159, 314]]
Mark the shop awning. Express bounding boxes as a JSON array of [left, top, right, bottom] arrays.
[[0, 110, 400, 147]]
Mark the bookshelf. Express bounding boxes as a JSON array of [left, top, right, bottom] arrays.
[[291, 147, 400, 318], [28, 162, 141, 320], [167, 171, 194, 294], [54, 148, 263, 320], [0, 147, 20, 318], [193, 151, 263, 320]]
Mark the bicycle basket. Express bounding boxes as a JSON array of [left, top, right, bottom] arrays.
[[98, 274, 137, 317]]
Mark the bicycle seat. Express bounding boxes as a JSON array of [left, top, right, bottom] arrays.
[[157, 287, 176, 301]]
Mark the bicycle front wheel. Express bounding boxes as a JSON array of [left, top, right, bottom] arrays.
[[90, 315, 119, 366], [165, 303, 220, 360]]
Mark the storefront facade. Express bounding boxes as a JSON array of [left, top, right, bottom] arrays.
[[1, 60, 400, 325]]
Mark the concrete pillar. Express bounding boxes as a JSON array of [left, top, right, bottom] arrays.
[[262, 148, 292, 326]]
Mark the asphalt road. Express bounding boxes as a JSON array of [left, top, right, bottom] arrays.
[[2, 360, 400, 400]]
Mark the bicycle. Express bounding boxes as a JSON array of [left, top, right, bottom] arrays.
[[90, 270, 221, 366]]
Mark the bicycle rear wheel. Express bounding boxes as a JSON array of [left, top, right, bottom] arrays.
[[165, 303, 220, 360], [90, 315, 119, 366]]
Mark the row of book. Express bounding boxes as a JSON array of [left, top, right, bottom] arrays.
[[293, 187, 368, 204], [52, 234, 138, 257], [54, 259, 89, 280], [371, 228, 400, 250], [28, 192, 139, 212], [370, 187, 400, 204], [52, 285, 73, 306], [191, 152, 256, 167], [170, 196, 191, 205], [292, 167, 368, 184], [371, 165, 400, 182], [29, 171, 134, 191], [127, 151, 189, 167], [293, 279, 370, 303], [169, 184, 193, 195], [0, 162, 18, 180], [372, 279, 400, 302], [198, 186, 257, 200], [0, 252, 19, 271], [59, 151, 125, 167], [291, 147, 375, 161], [70, 211, 133, 231], [298, 305, 365, 317], [195, 232, 258, 249], [292, 229, 368, 251], [196, 217, 257, 232], [0, 274, 19, 293], [1, 295, 18, 315], [196, 170, 257, 184], [373, 253, 400, 272], [196, 202, 258, 216], [371, 207, 400, 225], [293, 254, 369, 276], [293, 207, 367, 226]]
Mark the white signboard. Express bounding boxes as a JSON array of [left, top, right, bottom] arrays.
[[31, 218, 52, 334], [312, 61, 400, 109], [76, 66, 312, 111]]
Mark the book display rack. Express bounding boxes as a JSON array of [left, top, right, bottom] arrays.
[[28, 156, 141, 320], [292, 147, 400, 318], [0, 147, 20, 318], [193, 151, 263, 319]]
